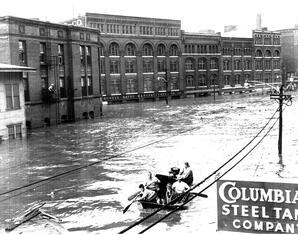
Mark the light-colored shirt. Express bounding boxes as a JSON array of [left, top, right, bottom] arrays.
[[138, 189, 156, 201], [172, 181, 190, 194]]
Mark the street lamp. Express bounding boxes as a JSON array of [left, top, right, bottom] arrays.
[[157, 69, 169, 105]]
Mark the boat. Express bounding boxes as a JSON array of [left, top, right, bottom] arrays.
[[138, 200, 188, 210]]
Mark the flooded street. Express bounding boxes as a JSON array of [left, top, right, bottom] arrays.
[[0, 93, 297, 234]]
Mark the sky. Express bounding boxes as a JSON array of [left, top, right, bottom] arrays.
[[1, 0, 298, 34]]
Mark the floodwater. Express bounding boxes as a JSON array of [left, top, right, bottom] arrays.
[[0, 92, 297, 234]]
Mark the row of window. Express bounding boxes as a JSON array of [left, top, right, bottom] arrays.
[[105, 59, 179, 74], [100, 76, 179, 94], [185, 58, 219, 70], [255, 49, 280, 57], [186, 74, 219, 87], [222, 48, 252, 56], [80, 45, 93, 96], [19, 24, 64, 38], [184, 44, 219, 54], [222, 60, 280, 71], [89, 22, 179, 36], [100, 42, 179, 57], [254, 34, 280, 45]]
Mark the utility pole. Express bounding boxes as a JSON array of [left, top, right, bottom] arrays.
[[165, 69, 169, 105], [270, 84, 292, 157]]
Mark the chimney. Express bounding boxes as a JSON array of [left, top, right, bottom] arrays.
[[256, 14, 262, 30]]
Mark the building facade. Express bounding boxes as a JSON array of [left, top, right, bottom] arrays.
[[0, 63, 35, 140], [0, 13, 282, 129], [276, 28, 298, 83], [0, 16, 101, 128]]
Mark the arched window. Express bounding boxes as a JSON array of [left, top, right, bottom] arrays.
[[185, 58, 194, 70], [274, 50, 280, 57], [109, 42, 119, 56], [157, 44, 166, 56], [125, 43, 136, 56], [210, 58, 218, 69], [255, 49, 263, 57], [265, 50, 272, 57], [143, 43, 153, 56], [198, 58, 207, 70], [170, 44, 178, 56]]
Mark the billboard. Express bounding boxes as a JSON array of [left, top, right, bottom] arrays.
[[217, 180, 298, 233]]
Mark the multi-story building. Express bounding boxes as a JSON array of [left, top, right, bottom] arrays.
[[64, 13, 183, 103], [0, 13, 282, 130], [0, 63, 35, 140], [252, 30, 282, 85], [276, 27, 298, 83], [0, 16, 101, 128]]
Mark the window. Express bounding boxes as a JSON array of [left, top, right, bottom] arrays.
[[254, 34, 262, 44], [224, 75, 231, 86], [264, 35, 271, 45], [125, 60, 136, 73], [235, 75, 241, 85], [265, 50, 272, 57], [39, 28, 46, 36], [86, 33, 90, 41], [87, 76, 93, 95], [170, 44, 178, 56], [198, 75, 206, 86], [100, 77, 106, 95], [234, 60, 242, 70], [223, 60, 231, 70], [170, 60, 179, 72], [198, 58, 206, 70], [157, 60, 166, 72], [19, 25, 25, 34], [58, 30, 64, 38], [80, 33, 84, 40], [210, 58, 218, 69], [143, 44, 153, 56], [185, 58, 194, 70], [273, 36, 280, 45], [274, 50, 280, 57], [125, 43, 136, 56], [244, 48, 251, 55], [110, 77, 121, 94], [144, 77, 153, 92], [273, 60, 280, 69], [255, 60, 263, 70], [143, 60, 153, 73], [264, 60, 271, 70], [19, 41, 27, 65], [244, 60, 251, 70], [5, 84, 20, 110], [255, 50, 263, 57], [110, 60, 120, 74], [109, 42, 119, 56], [234, 48, 242, 56], [171, 77, 178, 90], [100, 58, 105, 74], [39, 42, 46, 63], [186, 75, 194, 87], [99, 43, 105, 57], [210, 74, 218, 86], [7, 124, 22, 139], [157, 44, 166, 56], [126, 78, 137, 93]]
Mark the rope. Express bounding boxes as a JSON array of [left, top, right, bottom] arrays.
[[138, 116, 279, 234], [118, 108, 279, 234]]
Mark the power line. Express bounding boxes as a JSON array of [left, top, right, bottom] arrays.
[[0, 117, 217, 198], [138, 116, 279, 234], [118, 108, 279, 234]]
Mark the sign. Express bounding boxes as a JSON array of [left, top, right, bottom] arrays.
[[217, 180, 298, 234]]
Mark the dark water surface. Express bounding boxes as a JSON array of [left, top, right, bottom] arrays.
[[0, 93, 297, 234]]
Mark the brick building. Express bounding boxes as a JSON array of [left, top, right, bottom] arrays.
[[276, 28, 298, 83], [0, 16, 101, 128], [0, 13, 282, 129]]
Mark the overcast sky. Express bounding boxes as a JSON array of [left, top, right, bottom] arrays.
[[1, 0, 298, 33]]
